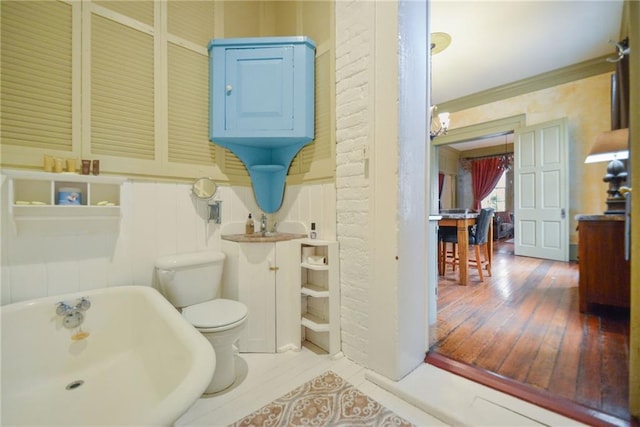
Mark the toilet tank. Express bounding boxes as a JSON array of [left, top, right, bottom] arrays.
[[155, 251, 226, 309]]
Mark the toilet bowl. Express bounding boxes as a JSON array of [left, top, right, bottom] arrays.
[[182, 299, 247, 393], [155, 251, 248, 394]]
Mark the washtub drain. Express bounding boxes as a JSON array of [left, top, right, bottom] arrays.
[[66, 380, 84, 390]]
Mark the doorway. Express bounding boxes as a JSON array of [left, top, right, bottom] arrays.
[[427, 122, 629, 419], [435, 117, 570, 262]]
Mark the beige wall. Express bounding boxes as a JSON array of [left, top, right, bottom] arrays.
[[438, 146, 459, 209], [449, 73, 611, 245]]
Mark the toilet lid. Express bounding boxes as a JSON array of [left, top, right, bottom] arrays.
[[182, 299, 248, 329]]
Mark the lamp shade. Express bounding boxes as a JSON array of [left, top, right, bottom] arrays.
[[438, 112, 450, 129], [585, 128, 629, 163]]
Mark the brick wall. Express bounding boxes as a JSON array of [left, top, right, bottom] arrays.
[[335, 1, 374, 365]]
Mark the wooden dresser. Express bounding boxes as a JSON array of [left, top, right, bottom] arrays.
[[576, 214, 630, 312]]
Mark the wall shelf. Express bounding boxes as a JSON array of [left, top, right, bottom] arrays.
[[299, 240, 339, 355], [301, 262, 329, 271], [301, 283, 330, 298], [301, 312, 330, 332], [3, 169, 126, 234]]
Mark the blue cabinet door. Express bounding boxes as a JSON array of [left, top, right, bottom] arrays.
[[208, 37, 315, 213], [225, 46, 294, 134], [209, 36, 314, 144]]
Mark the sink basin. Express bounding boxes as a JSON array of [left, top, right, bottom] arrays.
[[222, 232, 307, 243], [1, 286, 215, 426]]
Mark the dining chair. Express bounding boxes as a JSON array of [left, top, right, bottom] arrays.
[[438, 226, 457, 276], [439, 207, 494, 282]]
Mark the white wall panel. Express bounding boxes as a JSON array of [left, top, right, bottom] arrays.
[[1, 178, 334, 305], [108, 183, 134, 287], [42, 235, 80, 296]]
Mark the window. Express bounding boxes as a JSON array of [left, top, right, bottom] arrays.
[[481, 171, 506, 211]]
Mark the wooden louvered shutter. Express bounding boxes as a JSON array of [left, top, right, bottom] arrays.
[[301, 49, 332, 172], [289, 48, 334, 182], [166, 1, 216, 167], [93, 1, 154, 26], [90, 10, 155, 160], [1, 1, 74, 158], [167, 44, 214, 165]]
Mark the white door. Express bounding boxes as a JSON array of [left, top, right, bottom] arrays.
[[514, 119, 569, 261], [238, 243, 276, 352]]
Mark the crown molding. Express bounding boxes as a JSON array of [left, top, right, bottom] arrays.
[[437, 55, 615, 113]]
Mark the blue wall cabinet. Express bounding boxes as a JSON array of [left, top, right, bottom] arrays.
[[208, 37, 316, 213]]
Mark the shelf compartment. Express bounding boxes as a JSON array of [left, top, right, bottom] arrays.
[[90, 183, 120, 206], [53, 181, 88, 205], [301, 312, 329, 332], [12, 179, 51, 204], [301, 283, 329, 298]]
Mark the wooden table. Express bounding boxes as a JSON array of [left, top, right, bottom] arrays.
[[438, 212, 493, 286]]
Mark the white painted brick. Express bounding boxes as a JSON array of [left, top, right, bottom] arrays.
[[335, 0, 374, 367]]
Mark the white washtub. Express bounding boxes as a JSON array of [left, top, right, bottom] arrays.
[[1, 286, 215, 426]]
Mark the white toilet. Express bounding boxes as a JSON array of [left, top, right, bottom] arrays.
[[155, 251, 248, 394]]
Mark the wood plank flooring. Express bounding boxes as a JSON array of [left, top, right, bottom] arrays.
[[429, 240, 631, 422]]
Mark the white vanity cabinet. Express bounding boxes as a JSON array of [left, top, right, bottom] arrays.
[[299, 240, 340, 356], [221, 239, 300, 353]]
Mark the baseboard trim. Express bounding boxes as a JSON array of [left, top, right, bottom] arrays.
[[425, 352, 630, 427]]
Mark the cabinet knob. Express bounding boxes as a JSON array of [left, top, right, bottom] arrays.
[[269, 266, 279, 271], [226, 84, 233, 94]]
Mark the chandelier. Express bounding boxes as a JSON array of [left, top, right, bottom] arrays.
[[429, 32, 451, 140], [430, 106, 450, 139]]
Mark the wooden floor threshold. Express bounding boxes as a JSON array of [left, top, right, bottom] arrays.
[[425, 352, 631, 427]]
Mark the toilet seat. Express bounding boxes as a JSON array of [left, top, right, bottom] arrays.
[[182, 299, 248, 332]]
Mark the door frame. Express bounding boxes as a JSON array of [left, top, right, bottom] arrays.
[[429, 114, 525, 325], [430, 114, 526, 213], [432, 115, 526, 149]]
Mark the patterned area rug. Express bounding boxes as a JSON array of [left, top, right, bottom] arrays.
[[231, 370, 414, 426]]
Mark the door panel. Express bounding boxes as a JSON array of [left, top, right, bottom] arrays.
[[514, 119, 569, 261], [225, 46, 294, 132], [519, 173, 535, 207], [238, 243, 276, 352]]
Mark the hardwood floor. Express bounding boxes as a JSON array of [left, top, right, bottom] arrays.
[[430, 240, 631, 423]]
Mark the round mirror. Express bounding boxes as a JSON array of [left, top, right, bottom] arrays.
[[192, 177, 217, 199]]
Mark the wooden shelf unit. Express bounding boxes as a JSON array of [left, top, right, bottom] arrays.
[[299, 239, 340, 355], [4, 169, 126, 234]]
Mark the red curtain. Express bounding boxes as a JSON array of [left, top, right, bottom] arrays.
[[471, 157, 505, 210]]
